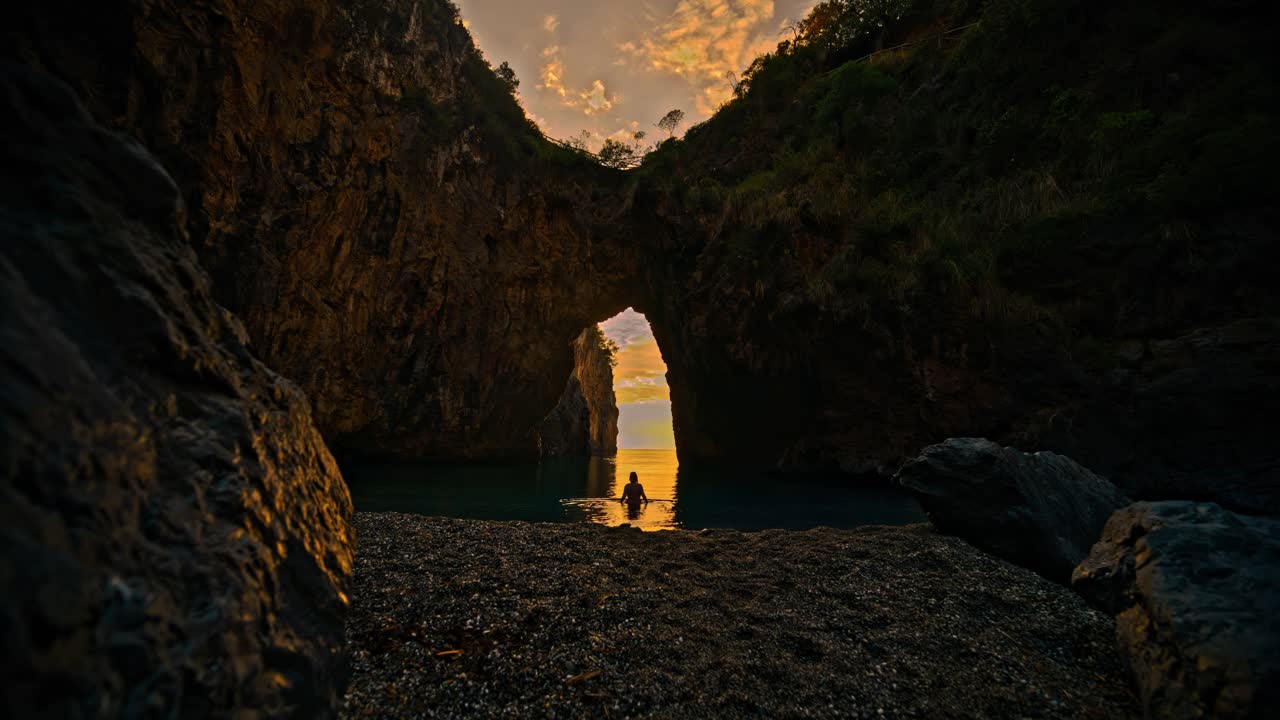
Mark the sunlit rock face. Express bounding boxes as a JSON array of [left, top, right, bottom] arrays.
[[0, 65, 353, 717], [8, 0, 640, 461], [538, 328, 620, 457]]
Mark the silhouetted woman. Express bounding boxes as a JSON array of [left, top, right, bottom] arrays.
[[620, 471, 648, 508]]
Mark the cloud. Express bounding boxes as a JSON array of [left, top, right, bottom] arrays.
[[600, 308, 653, 349], [543, 15, 559, 33], [579, 80, 617, 116], [537, 47, 619, 118], [537, 46, 568, 98], [600, 310, 670, 404], [622, 0, 786, 116], [696, 84, 734, 116]]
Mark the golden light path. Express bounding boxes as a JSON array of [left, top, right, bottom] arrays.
[[561, 449, 681, 530]]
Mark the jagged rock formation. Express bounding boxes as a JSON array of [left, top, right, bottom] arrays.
[[0, 65, 353, 718], [538, 327, 620, 457], [1073, 502, 1280, 719], [895, 438, 1129, 582], [6, 0, 640, 461]]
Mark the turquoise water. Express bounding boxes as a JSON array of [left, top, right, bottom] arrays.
[[343, 449, 925, 531]]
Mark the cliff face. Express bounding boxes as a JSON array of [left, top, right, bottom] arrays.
[[8, 0, 640, 461], [0, 65, 353, 717], [538, 327, 620, 457], [8, 0, 1277, 512]]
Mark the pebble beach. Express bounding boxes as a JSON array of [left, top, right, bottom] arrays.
[[342, 513, 1136, 719]]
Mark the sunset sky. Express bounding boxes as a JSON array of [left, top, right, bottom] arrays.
[[457, 0, 817, 150], [599, 309, 674, 449]]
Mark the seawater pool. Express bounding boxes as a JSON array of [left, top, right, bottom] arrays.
[[343, 449, 925, 531]]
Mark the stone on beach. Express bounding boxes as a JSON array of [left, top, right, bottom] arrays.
[[895, 438, 1130, 582], [1073, 501, 1280, 720]]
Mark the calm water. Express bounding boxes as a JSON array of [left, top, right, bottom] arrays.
[[344, 449, 925, 531]]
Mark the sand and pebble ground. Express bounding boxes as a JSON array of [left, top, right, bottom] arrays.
[[342, 513, 1135, 719]]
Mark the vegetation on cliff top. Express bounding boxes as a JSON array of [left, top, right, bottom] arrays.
[[391, 0, 606, 177], [633, 0, 1279, 343]]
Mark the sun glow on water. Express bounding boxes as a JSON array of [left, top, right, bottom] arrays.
[[560, 449, 681, 530]]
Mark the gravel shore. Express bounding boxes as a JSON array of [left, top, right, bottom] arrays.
[[343, 513, 1135, 719]]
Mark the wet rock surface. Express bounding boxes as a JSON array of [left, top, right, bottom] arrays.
[[344, 513, 1136, 719], [896, 438, 1129, 583], [0, 65, 354, 718], [1073, 502, 1280, 720], [538, 327, 619, 457]]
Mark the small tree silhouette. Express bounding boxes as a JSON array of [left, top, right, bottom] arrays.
[[598, 138, 640, 168], [657, 109, 685, 138], [496, 61, 519, 93]]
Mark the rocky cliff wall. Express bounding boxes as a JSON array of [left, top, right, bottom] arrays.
[[0, 64, 353, 718], [6, 0, 641, 461], [538, 327, 620, 457], [7, 0, 1277, 513]]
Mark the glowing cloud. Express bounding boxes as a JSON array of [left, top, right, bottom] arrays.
[[456, 0, 815, 147], [538, 46, 569, 98], [537, 47, 619, 118], [608, 335, 669, 404], [622, 0, 787, 115], [579, 80, 617, 115]]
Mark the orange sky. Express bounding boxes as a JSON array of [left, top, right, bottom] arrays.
[[599, 309, 675, 449], [458, 0, 818, 150]]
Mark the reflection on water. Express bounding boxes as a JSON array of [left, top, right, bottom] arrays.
[[344, 449, 925, 532], [561, 450, 679, 530]]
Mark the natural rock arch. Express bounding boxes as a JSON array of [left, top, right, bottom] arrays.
[[12, 0, 1278, 512]]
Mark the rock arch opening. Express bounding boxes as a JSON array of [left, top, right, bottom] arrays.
[[535, 307, 676, 459], [599, 308, 675, 453]]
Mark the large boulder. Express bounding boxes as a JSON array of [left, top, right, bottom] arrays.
[[1072, 502, 1280, 720], [895, 438, 1129, 582], [0, 65, 354, 717]]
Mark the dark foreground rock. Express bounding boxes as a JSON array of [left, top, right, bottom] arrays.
[[1073, 502, 1280, 720], [345, 513, 1136, 719], [0, 65, 354, 718], [895, 438, 1129, 583]]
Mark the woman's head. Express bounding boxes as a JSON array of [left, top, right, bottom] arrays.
[[629, 471, 638, 483]]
